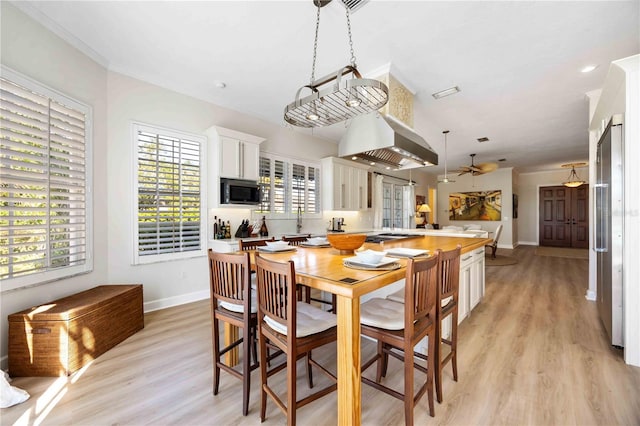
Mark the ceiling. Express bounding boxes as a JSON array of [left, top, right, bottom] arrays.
[[14, 1, 639, 174]]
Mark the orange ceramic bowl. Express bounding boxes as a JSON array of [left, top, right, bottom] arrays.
[[326, 233, 367, 254]]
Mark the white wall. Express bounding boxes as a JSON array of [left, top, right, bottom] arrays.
[[0, 3, 109, 367], [437, 168, 514, 249], [517, 169, 590, 245], [0, 3, 343, 365], [106, 71, 347, 311]]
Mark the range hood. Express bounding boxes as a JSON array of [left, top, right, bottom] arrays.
[[338, 113, 438, 170]]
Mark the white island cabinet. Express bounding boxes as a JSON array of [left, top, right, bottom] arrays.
[[321, 157, 370, 211]]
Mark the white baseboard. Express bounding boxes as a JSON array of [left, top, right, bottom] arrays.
[[585, 289, 596, 301], [143, 290, 209, 313], [518, 241, 538, 246]]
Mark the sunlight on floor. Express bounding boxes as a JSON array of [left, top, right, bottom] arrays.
[[12, 362, 93, 425]]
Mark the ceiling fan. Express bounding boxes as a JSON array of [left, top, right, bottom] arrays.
[[457, 154, 498, 176]]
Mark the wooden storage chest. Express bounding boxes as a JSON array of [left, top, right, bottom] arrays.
[[8, 284, 144, 377]]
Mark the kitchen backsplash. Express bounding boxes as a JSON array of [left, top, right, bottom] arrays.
[[208, 208, 375, 240]]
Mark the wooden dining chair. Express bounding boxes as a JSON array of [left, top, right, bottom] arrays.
[[254, 253, 338, 426], [435, 245, 462, 403], [359, 253, 440, 424], [485, 224, 503, 258], [207, 249, 258, 416], [281, 234, 310, 246], [239, 237, 275, 251], [282, 234, 336, 313]]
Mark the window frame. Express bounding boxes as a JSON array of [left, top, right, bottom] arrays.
[[257, 152, 322, 220], [0, 66, 93, 292], [131, 122, 207, 265]]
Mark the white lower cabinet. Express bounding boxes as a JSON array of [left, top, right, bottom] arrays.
[[470, 247, 485, 310], [439, 247, 485, 341]]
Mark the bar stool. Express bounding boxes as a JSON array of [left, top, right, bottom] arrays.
[[207, 249, 258, 415], [434, 245, 461, 403], [255, 253, 338, 425], [359, 253, 440, 424]]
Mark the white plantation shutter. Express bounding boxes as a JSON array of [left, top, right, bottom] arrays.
[[258, 156, 271, 212], [307, 166, 320, 214], [0, 69, 92, 289], [257, 153, 321, 218], [134, 123, 205, 263]]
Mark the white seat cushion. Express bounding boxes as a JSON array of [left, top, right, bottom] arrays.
[[264, 302, 337, 337], [360, 298, 405, 330], [386, 288, 452, 307], [219, 288, 257, 314], [386, 288, 405, 304]]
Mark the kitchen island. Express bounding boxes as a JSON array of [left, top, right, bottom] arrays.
[[250, 234, 491, 425]]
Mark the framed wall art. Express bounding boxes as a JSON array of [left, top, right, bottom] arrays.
[[449, 190, 502, 221]]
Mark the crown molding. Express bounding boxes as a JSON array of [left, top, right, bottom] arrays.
[[10, 0, 109, 69]]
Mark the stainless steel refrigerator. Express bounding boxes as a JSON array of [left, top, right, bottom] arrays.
[[595, 117, 624, 347]]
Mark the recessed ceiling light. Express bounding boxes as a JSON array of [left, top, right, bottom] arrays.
[[352, 156, 358, 160], [432, 86, 461, 99], [214, 81, 226, 89], [581, 65, 598, 73]]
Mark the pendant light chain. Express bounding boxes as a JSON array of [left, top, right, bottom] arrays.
[[345, 7, 357, 68], [310, 2, 322, 84]]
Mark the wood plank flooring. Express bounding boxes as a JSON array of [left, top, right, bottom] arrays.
[[3, 246, 639, 425]]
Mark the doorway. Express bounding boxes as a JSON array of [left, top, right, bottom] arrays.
[[539, 186, 589, 248]]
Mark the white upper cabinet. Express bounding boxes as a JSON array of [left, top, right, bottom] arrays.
[[219, 136, 262, 180], [207, 126, 265, 181], [219, 136, 261, 180], [205, 125, 265, 208], [321, 157, 370, 211]]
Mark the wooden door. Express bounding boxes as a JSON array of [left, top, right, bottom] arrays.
[[539, 186, 589, 248], [571, 186, 589, 248]]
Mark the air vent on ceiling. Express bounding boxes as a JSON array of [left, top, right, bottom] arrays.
[[340, 0, 369, 13], [477, 137, 490, 143]]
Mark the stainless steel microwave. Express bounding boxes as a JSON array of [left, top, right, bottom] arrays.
[[220, 178, 260, 205]]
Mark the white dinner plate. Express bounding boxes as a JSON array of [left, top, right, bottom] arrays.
[[385, 248, 429, 258], [257, 246, 297, 253], [343, 256, 398, 268]]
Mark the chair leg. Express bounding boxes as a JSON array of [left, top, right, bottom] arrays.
[[451, 309, 459, 382], [435, 316, 443, 404], [307, 352, 314, 388], [404, 346, 414, 426], [491, 244, 497, 259], [427, 329, 436, 417], [375, 340, 385, 382], [242, 323, 251, 416], [251, 325, 259, 366], [212, 318, 221, 395], [259, 334, 268, 422], [287, 351, 297, 426]]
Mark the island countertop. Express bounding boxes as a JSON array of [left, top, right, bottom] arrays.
[[252, 234, 491, 299]]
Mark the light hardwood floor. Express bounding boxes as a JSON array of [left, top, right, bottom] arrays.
[[3, 246, 640, 425]]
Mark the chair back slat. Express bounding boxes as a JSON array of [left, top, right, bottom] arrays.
[[282, 234, 310, 246], [208, 249, 251, 305], [438, 245, 462, 300], [405, 252, 439, 332], [239, 237, 275, 251], [255, 253, 296, 331]]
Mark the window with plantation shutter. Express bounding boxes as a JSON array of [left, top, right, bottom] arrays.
[[257, 153, 321, 218], [1, 68, 93, 290], [133, 123, 205, 264]]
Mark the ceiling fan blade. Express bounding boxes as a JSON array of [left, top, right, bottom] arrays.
[[477, 162, 498, 173]]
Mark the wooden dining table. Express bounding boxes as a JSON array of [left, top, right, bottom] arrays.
[[246, 234, 491, 425]]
